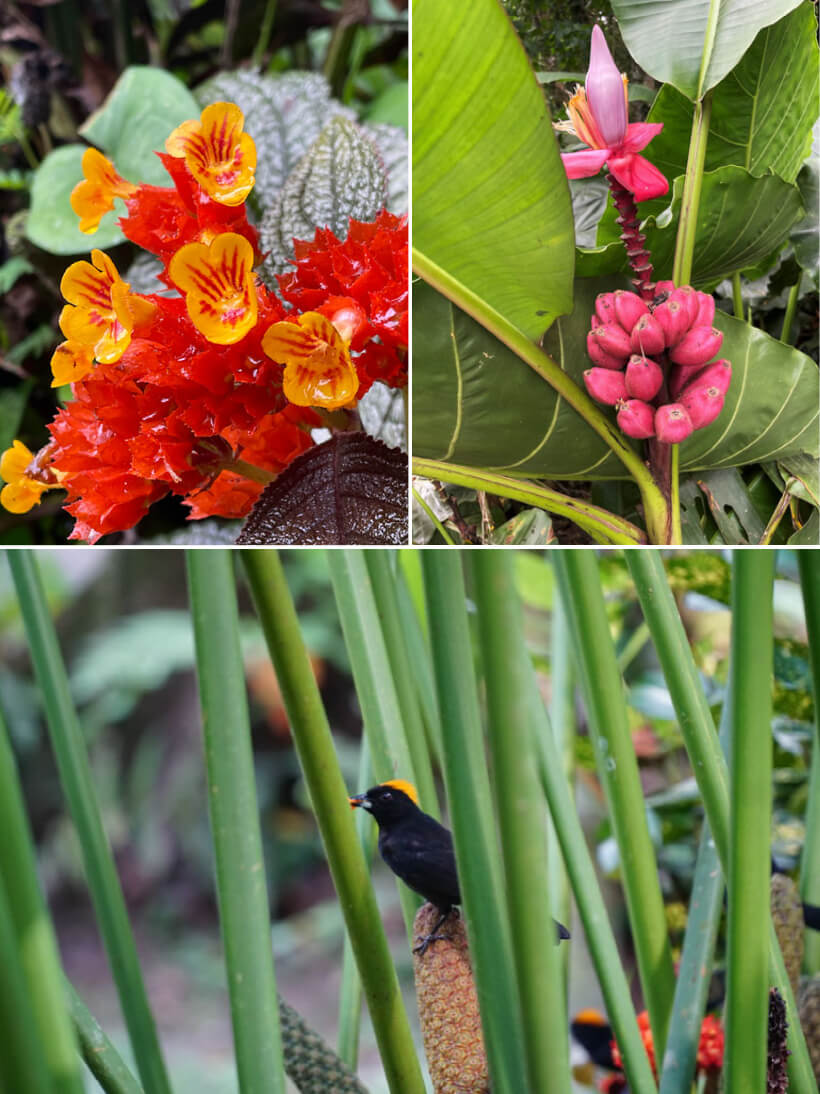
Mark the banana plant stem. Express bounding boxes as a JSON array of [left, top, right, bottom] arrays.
[[779, 281, 800, 344], [673, 94, 713, 287], [412, 457, 646, 544]]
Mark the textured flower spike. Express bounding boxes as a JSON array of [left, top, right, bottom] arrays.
[[558, 25, 668, 202], [59, 250, 154, 363], [70, 147, 137, 234], [165, 102, 256, 206], [262, 312, 359, 409], [0, 440, 58, 513], [169, 232, 258, 344]]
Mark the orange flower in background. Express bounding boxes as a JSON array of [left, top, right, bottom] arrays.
[[165, 102, 256, 206], [0, 440, 57, 513], [262, 311, 359, 409], [59, 250, 155, 363], [70, 147, 137, 233], [50, 341, 95, 387], [169, 232, 258, 345]]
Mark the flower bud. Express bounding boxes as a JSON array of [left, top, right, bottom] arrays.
[[655, 403, 694, 443], [678, 385, 724, 429], [594, 292, 617, 326], [624, 354, 663, 401], [669, 325, 723, 366], [616, 398, 655, 439], [652, 296, 690, 348], [630, 313, 666, 356], [587, 328, 629, 369], [613, 290, 649, 333], [693, 292, 715, 328], [584, 367, 628, 405]]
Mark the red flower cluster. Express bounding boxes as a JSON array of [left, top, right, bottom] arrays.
[[610, 1009, 724, 1080], [1, 103, 408, 542]]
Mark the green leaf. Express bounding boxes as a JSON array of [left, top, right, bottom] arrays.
[[80, 66, 200, 186], [413, 0, 575, 339], [26, 146, 125, 255], [610, 0, 805, 100], [364, 81, 408, 130], [580, 168, 805, 287], [789, 509, 819, 543], [0, 381, 33, 453], [642, 5, 819, 186], [685, 467, 766, 543], [0, 256, 33, 294], [792, 153, 819, 283], [491, 509, 555, 544], [259, 117, 387, 278], [413, 278, 819, 478], [195, 70, 357, 208]]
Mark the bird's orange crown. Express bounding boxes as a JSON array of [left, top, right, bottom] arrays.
[[381, 778, 419, 804]]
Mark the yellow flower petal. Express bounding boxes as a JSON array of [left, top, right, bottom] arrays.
[[58, 251, 137, 363], [50, 341, 96, 387], [165, 102, 256, 206], [70, 148, 137, 234], [169, 232, 257, 345], [0, 440, 50, 514], [0, 439, 35, 482], [262, 312, 359, 410]]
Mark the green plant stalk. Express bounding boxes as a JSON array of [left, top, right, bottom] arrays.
[[412, 457, 647, 545], [472, 555, 570, 1094], [0, 708, 84, 1094], [523, 648, 659, 1094], [412, 249, 666, 505], [616, 619, 650, 672], [186, 552, 285, 1094], [412, 487, 456, 544], [548, 593, 575, 987], [336, 742, 375, 1069], [797, 551, 820, 973], [672, 94, 712, 287], [420, 552, 527, 1094], [657, 819, 723, 1094], [668, 443, 682, 543], [250, 0, 277, 66], [723, 551, 774, 1094], [241, 550, 426, 1094], [393, 563, 443, 766], [623, 552, 814, 1089], [66, 979, 144, 1094], [553, 551, 675, 1064], [326, 550, 424, 935], [759, 486, 793, 545], [731, 273, 744, 320], [626, 552, 731, 864], [0, 876, 53, 1094], [779, 281, 800, 344], [363, 551, 440, 817], [7, 551, 173, 1094]]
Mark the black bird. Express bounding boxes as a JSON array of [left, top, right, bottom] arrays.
[[349, 779, 571, 954]]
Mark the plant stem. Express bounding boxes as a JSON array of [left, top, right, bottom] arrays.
[[779, 281, 800, 344], [412, 457, 647, 544], [472, 555, 570, 1094], [412, 249, 665, 505], [186, 551, 286, 1094], [421, 553, 526, 1094], [673, 94, 712, 287], [797, 552, 820, 973], [724, 551, 774, 1094], [241, 551, 426, 1094], [607, 172, 655, 301], [230, 458, 276, 485], [731, 273, 744, 320], [759, 485, 793, 545], [645, 439, 682, 544], [66, 979, 144, 1094], [250, 0, 277, 67], [553, 551, 676, 1064], [412, 486, 456, 543], [7, 551, 173, 1094]]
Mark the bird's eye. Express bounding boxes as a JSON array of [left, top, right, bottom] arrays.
[[383, 790, 392, 799]]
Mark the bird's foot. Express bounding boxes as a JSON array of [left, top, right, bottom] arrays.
[[412, 931, 448, 956]]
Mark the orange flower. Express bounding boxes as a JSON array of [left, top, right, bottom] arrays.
[[165, 103, 256, 206], [262, 312, 359, 409], [169, 232, 257, 345], [59, 250, 155, 364], [50, 341, 95, 387], [70, 147, 137, 233], [0, 441, 56, 513]]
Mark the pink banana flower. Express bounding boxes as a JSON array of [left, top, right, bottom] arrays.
[[558, 26, 669, 202]]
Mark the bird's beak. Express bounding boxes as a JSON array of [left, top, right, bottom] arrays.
[[349, 793, 366, 809]]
